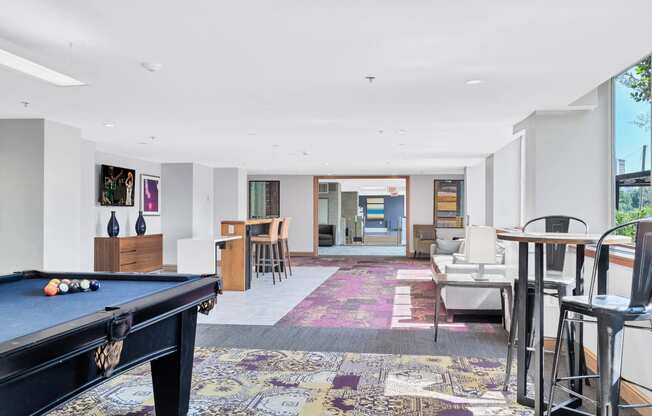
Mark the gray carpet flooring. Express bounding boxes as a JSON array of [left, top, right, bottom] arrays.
[[196, 323, 509, 358]]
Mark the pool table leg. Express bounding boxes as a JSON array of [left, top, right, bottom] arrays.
[[151, 307, 198, 416]]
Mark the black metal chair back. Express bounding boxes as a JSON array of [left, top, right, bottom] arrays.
[[589, 218, 652, 310], [523, 215, 588, 272], [629, 219, 652, 308]]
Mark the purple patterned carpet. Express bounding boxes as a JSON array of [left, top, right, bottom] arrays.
[[277, 256, 440, 329], [51, 348, 528, 416]]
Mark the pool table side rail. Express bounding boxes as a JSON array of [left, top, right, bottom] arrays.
[[16, 270, 215, 283], [0, 275, 220, 380]]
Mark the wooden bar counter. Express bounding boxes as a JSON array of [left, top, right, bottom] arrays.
[[220, 219, 277, 291]]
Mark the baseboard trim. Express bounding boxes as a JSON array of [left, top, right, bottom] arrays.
[[290, 251, 315, 257], [543, 337, 651, 414]]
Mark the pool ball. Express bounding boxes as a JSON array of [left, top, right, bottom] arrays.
[[90, 280, 100, 291], [68, 281, 80, 293], [61, 279, 71, 285], [49, 278, 61, 286], [58, 283, 69, 294], [44, 284, 58, 296], [80, 279, 91, 292]]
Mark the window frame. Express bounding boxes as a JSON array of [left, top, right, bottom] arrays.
[[610, 55, 652, 227]]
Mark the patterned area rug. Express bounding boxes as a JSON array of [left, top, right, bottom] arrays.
[[280, 256, 436, 329], [282, 257, 478, 330], [49, 347, 530, 416]]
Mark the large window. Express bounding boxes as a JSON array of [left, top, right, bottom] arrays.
[[248, 181, 280, 218], [613, 56, 651, 235]]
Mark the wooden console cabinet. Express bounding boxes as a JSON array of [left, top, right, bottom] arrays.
[[94, 234, 163, 272]]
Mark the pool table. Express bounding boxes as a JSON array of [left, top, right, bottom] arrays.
[[0, 270, 221, 416]]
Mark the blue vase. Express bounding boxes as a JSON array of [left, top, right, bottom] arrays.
[[107, 211, 119, 237], [135, 211, 146, 236]]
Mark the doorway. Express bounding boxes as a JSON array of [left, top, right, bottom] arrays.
[[313, 176, 410, 256]]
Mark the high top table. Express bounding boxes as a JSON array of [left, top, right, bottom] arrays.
[[497, 231, 628, 415]]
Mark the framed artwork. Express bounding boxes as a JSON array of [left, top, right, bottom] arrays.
[[141, 174, 160, 216], [99, 164, 135, 206], [434, 179, 464, 228], [366, 197, 385, 220]]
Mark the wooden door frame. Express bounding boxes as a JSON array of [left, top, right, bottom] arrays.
[[312, 175, 411, 256]]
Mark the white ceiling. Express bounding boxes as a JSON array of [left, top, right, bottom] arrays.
[[0, 1, 651, 174]]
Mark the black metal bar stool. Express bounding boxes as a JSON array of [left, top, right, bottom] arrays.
[[547, 219, 652, 416], [504, 215, 589, 390]]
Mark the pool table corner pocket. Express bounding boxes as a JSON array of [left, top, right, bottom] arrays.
[[95, 312, 133, 377]]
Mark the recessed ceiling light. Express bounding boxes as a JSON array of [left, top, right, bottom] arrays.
[[398, 129, 407, 134], [398, 143, 407, 147], [141, 62, 163, 72], [325, 162, 330, 166], [103, 122, 115, 128], [465, 79, 484, 85], [138, 141, 148, 145], [0, 48, 85, 86], [272, 144, 280, 148]]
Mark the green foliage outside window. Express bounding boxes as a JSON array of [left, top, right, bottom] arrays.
[[615, 57, 652, 237], [619, 56, 651, 106], [615, 206, 650, 238]]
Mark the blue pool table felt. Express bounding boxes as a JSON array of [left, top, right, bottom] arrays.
[[0, 278, 184, 344]]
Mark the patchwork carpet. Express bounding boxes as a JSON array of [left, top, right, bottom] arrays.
[[49, 347, 529, 416], [280, 257, 499, 331]]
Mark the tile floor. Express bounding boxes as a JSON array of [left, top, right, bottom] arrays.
[[198, 265, 338, 326]]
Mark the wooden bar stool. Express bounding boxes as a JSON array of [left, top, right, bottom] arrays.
[[279, 217, 292, 277], [252, 218, 282, 284]]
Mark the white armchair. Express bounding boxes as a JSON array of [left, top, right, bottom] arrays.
[[440, 226, 508, 315]]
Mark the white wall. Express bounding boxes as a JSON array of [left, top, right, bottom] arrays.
[[161, 163, 193, 264], [0, 119, 89, 273], [214, 168, 247, 228], [79, 140, 96, 271], [409, 174, 466, 251], [95, 152, 162, 238], [192, 163, 214, 240], [518, 81, 612, 231], [162, 162, 224, 264], [213, 168, 247, 261], [248, 175, 314, 253], [485, 155, 494, 225], [465, 160, 486, 226], [0, 119, 45, 274], [493, 137, 522, 228], [43, 120, 82, 270]]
